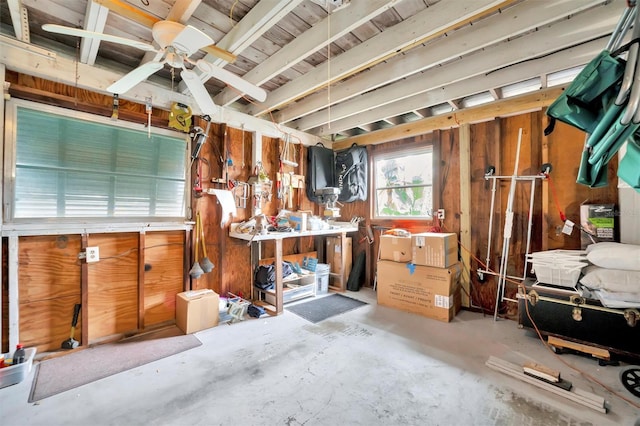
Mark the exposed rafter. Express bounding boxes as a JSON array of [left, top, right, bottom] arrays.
[[7, 0, 29, 42], [214, 0, 402, 107], [80, 1, 109, 66], [284, 0, 612, 131], [244, 0, 509, 117], [312, 38, 603, 136], [301, 3, 620, 136]]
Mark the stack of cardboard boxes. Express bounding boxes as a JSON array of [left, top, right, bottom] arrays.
[[377, 232, 461, 322]]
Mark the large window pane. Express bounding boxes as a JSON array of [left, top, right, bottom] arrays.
[[374, 149, 433, 218], [11, 105, 187, 220]]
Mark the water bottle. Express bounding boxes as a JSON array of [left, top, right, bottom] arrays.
[[12, 343, 26, 365]]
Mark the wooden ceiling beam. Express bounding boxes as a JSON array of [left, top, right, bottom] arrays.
[[166, 0, 202, 23], [489, 88, 502, 101], [332, 86, 565, 149], [80, 1, 109, 66], [214, 0, 402, 107], [208, 0, 302, 64], [181, 0, 302, 97], [297, 2, 620, 133], [312, 38, 602, 136], [276, 0, 609, 126], [244, 0, 510, 117], [7, 0, 29, 42]]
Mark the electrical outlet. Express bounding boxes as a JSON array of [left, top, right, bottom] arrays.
[[437, 209, 445, 220], [86, 246, 100, 263]]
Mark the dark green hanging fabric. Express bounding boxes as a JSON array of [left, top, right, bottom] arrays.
[[545, 50, 625, 136]]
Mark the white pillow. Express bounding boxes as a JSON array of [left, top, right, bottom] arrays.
[[585, 242, 626, 254], [580, 265, 640, 292], [586, 243, 640, 271]]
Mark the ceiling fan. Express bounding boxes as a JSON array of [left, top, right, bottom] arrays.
[[42, 21, 267, 114]]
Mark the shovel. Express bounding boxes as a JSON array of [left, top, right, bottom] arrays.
[[61, 303, 81, 350]]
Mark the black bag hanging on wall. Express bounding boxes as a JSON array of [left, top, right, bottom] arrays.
[[306, 143, 335, 203], [335, 144, 368, 202]]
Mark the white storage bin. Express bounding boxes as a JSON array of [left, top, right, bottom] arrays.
[[1, 347, 36, 388], [529, 259, 587, 288], [315, 263, 330, 294]]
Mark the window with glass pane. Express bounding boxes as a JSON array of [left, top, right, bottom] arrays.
[[374, 148, 433, 218], [11, 105, 187, 220]]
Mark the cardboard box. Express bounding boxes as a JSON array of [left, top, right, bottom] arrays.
[[411, 232, 458, 268], [176, 289, 219, 334], [326, 236, 352, 287], [580, 204, 616, 249], [379, 235, 412, 262], [376, 260, 461, 322]]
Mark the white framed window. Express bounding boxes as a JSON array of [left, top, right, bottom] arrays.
[[3, 99, 189, 224], [373, 146, 434, 219]]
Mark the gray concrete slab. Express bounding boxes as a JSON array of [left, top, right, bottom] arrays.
[[1, 288, 639, 425]]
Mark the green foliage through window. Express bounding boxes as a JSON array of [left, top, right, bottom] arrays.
[[374, 149, 433, 218]]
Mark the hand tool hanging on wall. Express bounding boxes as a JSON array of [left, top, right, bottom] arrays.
[[193, 157, 203, 198], [198, 211, 214, 273], [189, 214, 204, 279], [190, 114, 212, 161], [276, 138, 284, 205], [211, 124, 229, 185], [110, 94, 119, 121]]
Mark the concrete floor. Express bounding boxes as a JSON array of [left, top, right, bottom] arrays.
[[1, 288, 639, 426]]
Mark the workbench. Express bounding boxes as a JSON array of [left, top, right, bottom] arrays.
[[229, 223, 358, 315]]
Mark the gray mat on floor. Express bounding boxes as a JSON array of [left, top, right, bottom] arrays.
[[287, 294, 367, 323], [29, 327, 201, 402]]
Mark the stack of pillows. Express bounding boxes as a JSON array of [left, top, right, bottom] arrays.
[[579, 242, 640, 307]]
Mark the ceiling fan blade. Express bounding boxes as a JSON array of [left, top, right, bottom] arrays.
[[170, 25, 215, 56], [180, 69, 217, 115], [42, 24, 157, 52], [107, 61, 165, 93], [196, 60, 267, 103]]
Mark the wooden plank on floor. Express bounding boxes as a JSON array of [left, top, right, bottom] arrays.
[[548, 336, 610, 360], [485, 356, 606, 413]]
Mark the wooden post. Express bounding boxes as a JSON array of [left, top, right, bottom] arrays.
[[81, 234, 89, 346], [138, 232, 145, 330], [541, 110, 550, 251], [274, 239, 283, 314], [459, 124, 471, 308], [8, 237, 19, 351]]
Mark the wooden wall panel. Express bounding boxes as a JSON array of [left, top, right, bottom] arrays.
[[544, 121, 619, 249], [143, 231, 185, 327], [440, 128, 461, 236], [18, 235, 81, 302], [469, 120, 502, 314], [17, 235, 82, 352], [18, 295, 81, 353], [87, 233, 139, 341]]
